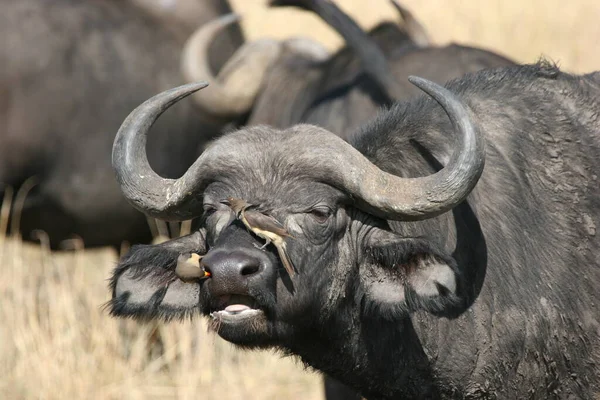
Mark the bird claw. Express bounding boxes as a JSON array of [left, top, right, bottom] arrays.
[[253, 242, 269, 250]]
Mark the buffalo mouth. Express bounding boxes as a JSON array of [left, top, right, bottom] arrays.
[[208, 294, 271, 345], [209, 294, 265, 323]]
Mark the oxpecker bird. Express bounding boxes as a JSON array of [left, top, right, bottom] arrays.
[[175, 253, 210, 282], [225, 197, 296, 277]]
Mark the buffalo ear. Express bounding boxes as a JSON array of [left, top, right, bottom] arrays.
[[360, 229, 467, 319], [107, 230, 206, 321]]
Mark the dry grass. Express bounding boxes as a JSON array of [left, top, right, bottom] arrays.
[[0, 236, 323, 400], [2, 1, 599, 399], [231, 0, 600, 73]]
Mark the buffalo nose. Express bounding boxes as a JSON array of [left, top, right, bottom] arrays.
[[202, 249, 266, 295]]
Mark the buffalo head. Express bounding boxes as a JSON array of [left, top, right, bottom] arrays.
[[108, 77, 484, 397], [110, 75, 483, 334]]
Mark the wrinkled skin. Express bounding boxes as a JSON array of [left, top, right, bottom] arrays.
[[0, 0, 242, 248], [110, 63, 600, 399]]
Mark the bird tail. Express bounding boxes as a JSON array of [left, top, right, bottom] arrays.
[[276, 242, 296, 277]]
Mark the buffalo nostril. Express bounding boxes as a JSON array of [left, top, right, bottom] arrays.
[[202, 250, 267, 284], [240, 263, 261, 276]]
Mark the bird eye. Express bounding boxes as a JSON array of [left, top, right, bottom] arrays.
[[308, 207, 331, 224]]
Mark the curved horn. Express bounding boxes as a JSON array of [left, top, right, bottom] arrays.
[[113, 78, 483, 222], [181, 14, 281, 117], [390, 0, 431, 47], [112, 83, 217, 221], [300, 77, 484, 220], [364, 76, 484, 219], [282, 37, 330, 61], [270, 0, 402, 103]]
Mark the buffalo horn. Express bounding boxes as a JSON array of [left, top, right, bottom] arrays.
[[181, 14, 281, 117]]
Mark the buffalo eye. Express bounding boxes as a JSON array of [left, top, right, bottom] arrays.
[[308, 207, 332, 224], [202, 204, 217, 218]]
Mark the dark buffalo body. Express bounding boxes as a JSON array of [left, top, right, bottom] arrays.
[[109, 62, 600, 399], [249, 42, 515, 137], [245, 0, 515, 138], [184, 0, 514, 141], [0, 0, 242, 248]]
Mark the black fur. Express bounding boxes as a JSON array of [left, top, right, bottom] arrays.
[[106, 231, 205, 321], [110, 244, 180, 291], [106, 244, 191, 322]]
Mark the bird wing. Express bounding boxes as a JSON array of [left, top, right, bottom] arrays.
[[244, 210, 292, 238], [275, 243, 296, 277]]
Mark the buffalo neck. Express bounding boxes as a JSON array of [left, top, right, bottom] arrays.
[[282, 309, 444, 399]]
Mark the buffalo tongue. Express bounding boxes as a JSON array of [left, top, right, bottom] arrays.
[[224, 304, 252, 313]]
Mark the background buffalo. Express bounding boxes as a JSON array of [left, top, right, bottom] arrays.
[[0, 0, 243, 248]]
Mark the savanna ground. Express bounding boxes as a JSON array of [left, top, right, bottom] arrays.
[[1, 1, 599, 399]]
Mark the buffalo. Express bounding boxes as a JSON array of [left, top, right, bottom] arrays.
[[0, 0, 242, 248], [184, 0, 515, 138], [108, 61, 600, 399]]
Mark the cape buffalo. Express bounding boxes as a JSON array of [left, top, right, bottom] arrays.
[[109, 62, 600, 399], [184, 0, 514, 138], [0, 0, 242, 248]]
